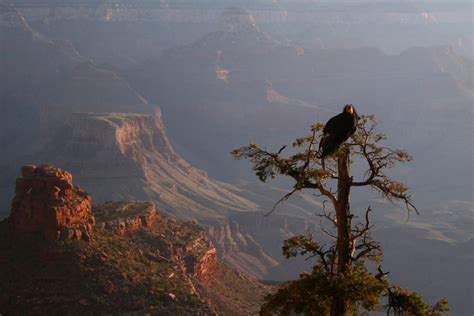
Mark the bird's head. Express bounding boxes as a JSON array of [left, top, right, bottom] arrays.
[[344, 104, 355, 115]]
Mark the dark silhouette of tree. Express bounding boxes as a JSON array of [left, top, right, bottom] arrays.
[[232, 115, 449, 316]]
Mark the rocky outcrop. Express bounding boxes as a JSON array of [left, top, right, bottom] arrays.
[[175, 231, 217, 281], [0, 196, 268, 316], [9, 164, 95, 241], [94, 201, 157, 235], [186, 247, 217, 279], [94, 200, 217, 280]]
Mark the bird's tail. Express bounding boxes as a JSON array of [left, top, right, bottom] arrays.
[[316, 148, 326, 171]]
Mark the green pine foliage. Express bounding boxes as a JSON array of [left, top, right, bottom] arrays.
[[386, 287, 449, 316]]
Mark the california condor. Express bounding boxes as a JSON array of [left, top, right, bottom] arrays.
[[319, 104, 358, 159]]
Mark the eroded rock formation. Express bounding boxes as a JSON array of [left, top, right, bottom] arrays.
[[93, 200, 217, 281], [9, 164, 95, 241], [94, 201, 157, 235], [176, 231, 217, 281]]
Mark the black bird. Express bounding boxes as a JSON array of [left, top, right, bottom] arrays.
[[319, 104, 358, 159]]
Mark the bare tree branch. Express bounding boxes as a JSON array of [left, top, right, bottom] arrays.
[[264, 187, 298, 217]]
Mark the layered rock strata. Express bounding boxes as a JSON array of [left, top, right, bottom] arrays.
[[40, 111, 257, 221], [9, 164, 95, 241], [94, 201, 157, 235]]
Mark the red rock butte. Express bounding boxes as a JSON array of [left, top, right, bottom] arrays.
[[9, 164, 95, 241]]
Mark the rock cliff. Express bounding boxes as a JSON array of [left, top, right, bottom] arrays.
[[9, 164, 95, 241], [174, 230, 217, 282], [94, 200, 217, 281], [94, 201, 157, 236], [33, 109, 325, 280], [0, 166, 270, 314], [39, 110, 257, 222]]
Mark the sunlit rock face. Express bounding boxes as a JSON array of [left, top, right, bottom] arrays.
[[9, 164, 95, 241], [64, 110, 177, 164], [94, 201, 157, 236]]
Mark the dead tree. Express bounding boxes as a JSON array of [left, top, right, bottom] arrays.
[[232, 115, 447, 316]]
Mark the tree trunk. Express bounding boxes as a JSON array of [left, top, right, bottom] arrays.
[[330, 147, 352, 316]]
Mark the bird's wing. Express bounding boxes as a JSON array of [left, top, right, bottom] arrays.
[[319, 132, 330, 151], [322, 113, 344, 134]]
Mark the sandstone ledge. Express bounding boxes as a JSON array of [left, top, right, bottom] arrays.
[[93, 201, 157, 235]]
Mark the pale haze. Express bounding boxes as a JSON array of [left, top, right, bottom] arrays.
[[0, 0, 472, 314]]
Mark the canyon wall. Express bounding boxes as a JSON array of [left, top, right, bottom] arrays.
[[37, 110, 257, 221]]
